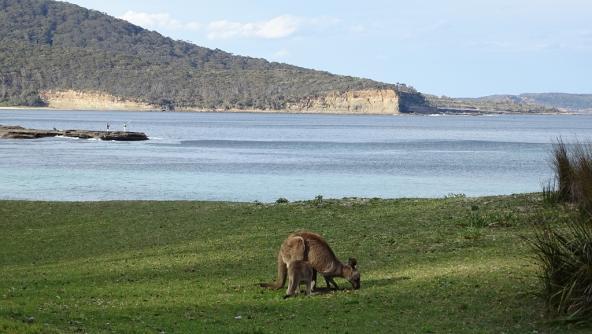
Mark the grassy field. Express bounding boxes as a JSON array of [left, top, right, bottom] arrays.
[[0, 195, 587, 333]]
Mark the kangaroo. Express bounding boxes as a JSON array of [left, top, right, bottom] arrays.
[[283, 260, 315, 299], [260, 231, 360, 290]]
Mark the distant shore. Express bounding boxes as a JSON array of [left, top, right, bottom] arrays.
[[0, 105, 579, 116], [0, 105, 400, 115]]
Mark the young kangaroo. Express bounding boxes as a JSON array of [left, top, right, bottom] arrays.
[[283, 260, 315, 299], [260, 231, 360, 290]]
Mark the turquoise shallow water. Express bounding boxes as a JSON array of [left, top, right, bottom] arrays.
[[1, 110, 591, 201]]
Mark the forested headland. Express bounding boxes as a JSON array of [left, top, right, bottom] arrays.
[[0, 0, 425, 112]]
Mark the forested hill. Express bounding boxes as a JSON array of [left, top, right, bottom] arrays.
[[0, 0, 426, 112]]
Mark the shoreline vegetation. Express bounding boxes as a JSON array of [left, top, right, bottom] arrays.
[[1, 193, 590, 333], [532, 141, 592, 321]]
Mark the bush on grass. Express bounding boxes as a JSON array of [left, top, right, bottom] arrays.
[[532, 140, 592, 321], [548, 140, 592, 213], [532, 217, 592, 321]]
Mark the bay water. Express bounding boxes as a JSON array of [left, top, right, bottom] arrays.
[[1, 109, 591, 202]]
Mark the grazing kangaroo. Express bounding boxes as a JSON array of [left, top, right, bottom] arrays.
[[283, 260, 315, 299], [260, 231, 360, 290]]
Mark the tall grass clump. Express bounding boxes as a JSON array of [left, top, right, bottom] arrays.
[[552, 139, 574, 202], [532, 218, 592, 321], [571, 143, 592, 215], [548, 139, 592, 213], [532, 140, 592, 321], [542, 180, 560, 205]]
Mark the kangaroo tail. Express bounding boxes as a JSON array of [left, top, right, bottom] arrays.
[[259, 251, 287, 289]]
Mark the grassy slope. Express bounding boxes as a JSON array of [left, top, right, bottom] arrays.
[[0, 195, 586, 333]]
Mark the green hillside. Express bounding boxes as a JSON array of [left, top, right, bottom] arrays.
[[0, 0, 425, 111]]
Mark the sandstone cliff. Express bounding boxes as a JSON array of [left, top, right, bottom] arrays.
[[35, 89, 401, 114], [40, 90, 156, 111], [286, 89, 400, 114]]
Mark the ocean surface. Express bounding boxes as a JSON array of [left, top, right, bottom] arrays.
[[1, 109, 591, 202]]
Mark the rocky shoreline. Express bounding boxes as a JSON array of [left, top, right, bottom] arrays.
[[0, 125, 148, 141]]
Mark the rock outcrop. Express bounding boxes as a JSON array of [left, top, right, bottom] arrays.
[[286, 89, 400, 114], [0, 125, 148, 141]]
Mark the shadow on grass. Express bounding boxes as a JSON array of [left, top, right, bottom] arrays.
[[362, 276, 412, 288], [304, 276, 411, 294]]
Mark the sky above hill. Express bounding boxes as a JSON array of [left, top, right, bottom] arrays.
[[66, 0, 591, 97]]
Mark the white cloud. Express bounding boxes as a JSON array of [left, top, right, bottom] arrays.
[[207, 15, 300, 40], [118, 11, 343, 40], [119, 11, 201, 31]]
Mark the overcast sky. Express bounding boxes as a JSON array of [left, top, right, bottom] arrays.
[[65, 0, 592, 97]]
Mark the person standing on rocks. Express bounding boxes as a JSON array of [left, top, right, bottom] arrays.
[[106, 122, 110, 132], [123, 122, 128, 132]]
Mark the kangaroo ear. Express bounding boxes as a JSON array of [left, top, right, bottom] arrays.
[[348, 257, 357, 268]]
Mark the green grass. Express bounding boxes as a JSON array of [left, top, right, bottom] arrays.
[[0, 195, 587, 333]]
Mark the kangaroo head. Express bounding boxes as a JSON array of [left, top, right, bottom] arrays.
[[343, 257, 360, 289]]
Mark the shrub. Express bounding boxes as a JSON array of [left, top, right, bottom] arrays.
[[571, 143, 592, 215], [444, 193, 466, 199], [547, 140, 592, 213], [552, 140, 573, 202], [542, 180, 560, 206], [531, 140, 592, 321], [531, 217, 592, 321], [312, 195, 324, 207], [275, 197, 289, 204]]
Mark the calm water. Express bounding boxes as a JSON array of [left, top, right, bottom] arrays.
[[1, 110, 591, 202]]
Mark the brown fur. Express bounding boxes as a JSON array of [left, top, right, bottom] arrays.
[[283, 260, 315, 299], [260, 231, 360, 290]]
